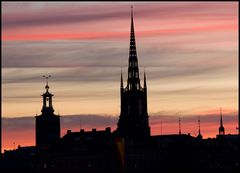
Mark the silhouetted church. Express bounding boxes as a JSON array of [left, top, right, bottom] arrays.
[[115, 6, 150, 139], [35, 76, 60, 149], [1, 6, 239, 173]]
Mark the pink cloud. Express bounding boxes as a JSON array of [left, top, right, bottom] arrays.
[[2, 23, 237, 41], [2, 2, 238, 41]]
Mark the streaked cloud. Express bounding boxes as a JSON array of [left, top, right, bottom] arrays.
[[2, 2, 237, 41], [2, 2, 237, 29]]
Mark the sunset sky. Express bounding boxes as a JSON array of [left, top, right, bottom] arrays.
[[1, 2, 238, 151]]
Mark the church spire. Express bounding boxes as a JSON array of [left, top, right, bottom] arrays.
[[197, 116, 203, 139], [127, 5, 141, 90], [219, 107, 225, 135], [179, 117, 181, 135], [116, 6, 150, 139]]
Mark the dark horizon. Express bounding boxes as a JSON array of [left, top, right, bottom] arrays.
[[2, 1, 238, 151]]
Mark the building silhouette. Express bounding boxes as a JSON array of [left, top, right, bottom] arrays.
[[35, 76, 60, 149], [115, 6, 150, 139], [219, 107, 225, 135]]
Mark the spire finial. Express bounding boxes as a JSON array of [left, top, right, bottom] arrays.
[[220, 106, 223, 126], [131, 5, 134, 32], [198, 116, 201, 135], [131, 5, 133, 17], [43, 75, 51, 91], [197, 116, 203, 139]]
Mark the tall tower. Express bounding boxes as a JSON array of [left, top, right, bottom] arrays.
[[116, 6, 150, 139], [36, 75, 60, 149], [218, 107, 225, 135]]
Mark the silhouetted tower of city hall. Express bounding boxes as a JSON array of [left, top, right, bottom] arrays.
[[116, 7, 150, 139], [36, 75, 60, 149]]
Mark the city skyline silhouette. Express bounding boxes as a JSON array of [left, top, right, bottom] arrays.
[[1, 2, 239, 173], [3, 0, 238, 159]]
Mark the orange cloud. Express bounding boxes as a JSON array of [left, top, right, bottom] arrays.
[[2, 129, 35, 151]]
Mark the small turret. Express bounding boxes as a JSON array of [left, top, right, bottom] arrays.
[[41, 75, 54, 114], [197, 116, 203, 139], [219, 107, 225, 135], [179, 117, 181, 135]]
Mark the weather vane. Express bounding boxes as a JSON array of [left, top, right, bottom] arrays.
[[42, 75, 51, 85]]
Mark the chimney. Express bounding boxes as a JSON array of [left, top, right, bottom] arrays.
[[67, 130, 71, 134], [105, 127, 111, 133]]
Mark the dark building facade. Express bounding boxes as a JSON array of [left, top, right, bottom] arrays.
[[116, 7, 150, 139], [35, 79, 60, 149]]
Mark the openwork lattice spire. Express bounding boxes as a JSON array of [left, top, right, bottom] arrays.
[[127, 6, 141, 90]]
